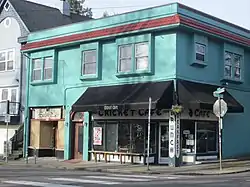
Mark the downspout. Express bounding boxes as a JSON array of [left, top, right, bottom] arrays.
[[19, 53, 23, 122], [21, 52, 31, 160], [63, 85, 87, 110]]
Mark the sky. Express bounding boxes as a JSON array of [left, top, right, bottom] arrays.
[[30, 0, 250, 30]]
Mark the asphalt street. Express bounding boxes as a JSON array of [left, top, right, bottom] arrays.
[[0, 165, 249, 186]]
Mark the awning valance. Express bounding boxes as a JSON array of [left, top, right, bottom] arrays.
[[72, 81, 174, 112], [177, 80, 244, 113], [72, 79, 244, 113]]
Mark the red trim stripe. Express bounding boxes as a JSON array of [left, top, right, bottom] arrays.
[[21, 14, 249, 51], [21, 15, 180, 51], [180, 17, 249, 45]]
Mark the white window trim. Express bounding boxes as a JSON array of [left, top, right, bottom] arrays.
[[32, 58, 42, 81], [135, 42, 149, 70], [43, 57, 53, 80], [195, 43, 206, 62], [0, 87, 19, 115], [4, 1, 10, 11], [0, 48, 15, 72], [118, 44, 133, 72], [224, 51, 241, 80], [82, 50, 97, 75]]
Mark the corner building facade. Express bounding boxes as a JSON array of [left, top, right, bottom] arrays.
[[21, 3, 250, 166]]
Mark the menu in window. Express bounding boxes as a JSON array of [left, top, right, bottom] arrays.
[[93, 127, 102, 145]]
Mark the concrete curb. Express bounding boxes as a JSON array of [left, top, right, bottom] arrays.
[[4, 163, 250, 176], [174, 168, 250, 176]]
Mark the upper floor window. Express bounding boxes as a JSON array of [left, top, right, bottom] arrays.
[[118, 42, 149, 73], [4, 2, 10, 11], [0, 49, 14, 72], [44, 57, 53, 80], [0, 87, 18, 115], [119, 45, 132, 72], [31, 56, 53, 82], [224, 51, 241, 80], [82, 50, 97, 75], [32, 58, 42, 81], [195, 43, 206, 62], [135, 43, 149, 70]]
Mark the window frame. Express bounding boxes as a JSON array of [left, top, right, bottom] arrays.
[[117, 42, 150, 74], [135, 42, 149, 71], [0, 87, 19, 115], [4, 2, 10, 11], [31, 58, 43, 81], [30, 53, 55, 85], [82, 49, 97, 76], [190, 34, 208, 67], [116, 34, 153, 77], [118, 44, 133, 73], [80, 42, 100, 80], [0, 48, 15, 72], [195, 43, 206, 62], [224, 51, 242, 80], [43, 56, 53, 81]]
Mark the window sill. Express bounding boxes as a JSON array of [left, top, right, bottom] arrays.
[[190, 61, 207, 67], [30, 79, 55, 86], [0, 69, 15, 73], [80, 74, 99, 81], [221, 77, 243, 84], [115, 70, 153, 78]]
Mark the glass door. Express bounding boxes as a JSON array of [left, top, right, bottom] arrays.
[[158, 123, 169, 164], [196, 122, 217, 155]]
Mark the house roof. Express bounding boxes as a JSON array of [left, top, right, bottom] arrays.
[[1, 0, 92, 32]]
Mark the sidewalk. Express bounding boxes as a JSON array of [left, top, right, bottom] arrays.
[[3, 157, 250, 175]]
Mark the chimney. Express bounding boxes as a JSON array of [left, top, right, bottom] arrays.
[[57, 0, 71, 16]]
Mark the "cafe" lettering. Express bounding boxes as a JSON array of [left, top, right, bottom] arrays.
[[98, 109, 162, 117]]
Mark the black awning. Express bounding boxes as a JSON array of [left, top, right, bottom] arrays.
[[72, 81, 174, 112], [177, 80, 244, 113]]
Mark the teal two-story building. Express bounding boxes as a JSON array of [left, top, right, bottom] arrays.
[[21, 3, 249, 166]]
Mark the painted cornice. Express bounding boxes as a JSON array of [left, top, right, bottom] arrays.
[[21, 14, 250, 52]]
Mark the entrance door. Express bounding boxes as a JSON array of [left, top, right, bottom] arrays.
[[158, 123, 169, 164], [74, 123, 84, 159]]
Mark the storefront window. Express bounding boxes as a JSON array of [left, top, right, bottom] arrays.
[[105, 122, 118, 151], [118, 123, 130, 152], [91, 120, 156, 154], [131, 123, 145, 153], [196, 122, 217, 154], [118, 122, 145, 153], [181, 120, 195, 154]]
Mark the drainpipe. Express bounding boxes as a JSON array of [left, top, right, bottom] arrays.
[[21, 52, 31, 164], [63, 85, 87, 110], [19, 53, 24, 120]]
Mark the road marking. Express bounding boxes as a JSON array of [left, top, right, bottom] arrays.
[[84, 175, 151, 181], [2, 180, 80, 187], [108, 174, 160, 178], [49, 178, 121, 185]]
